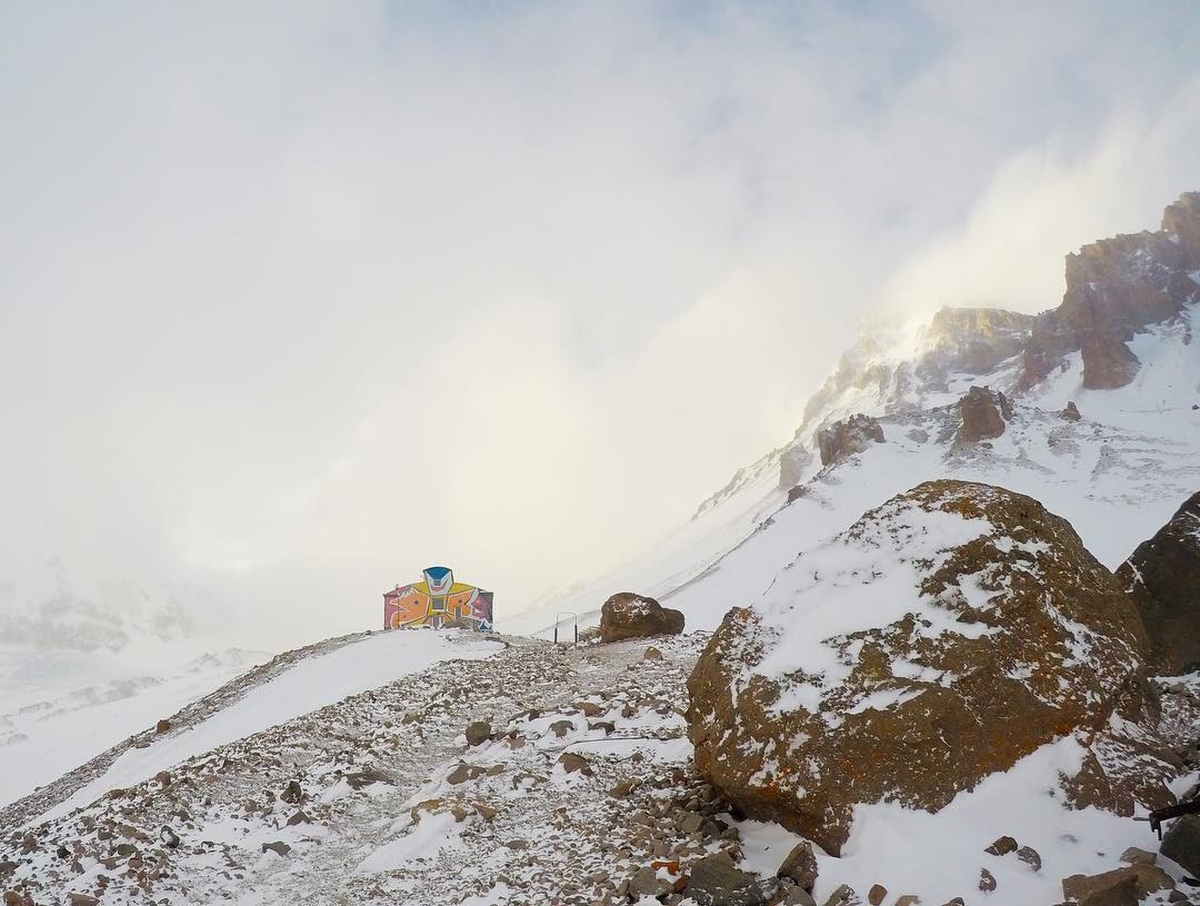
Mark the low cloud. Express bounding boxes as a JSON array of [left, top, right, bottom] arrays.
[[1, 2, 1198, 648]]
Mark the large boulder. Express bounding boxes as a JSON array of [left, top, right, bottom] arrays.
[[1115, 492, 1200, 674], [956, 385, 1011, 443], [816, 414, 884, 467], [687, 480, 1148, 855], [599, 593, 684, 643]]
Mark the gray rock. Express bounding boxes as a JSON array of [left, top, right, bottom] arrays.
[[465, 720, 492, 746], [261, 841, 291, 857], [686, 852, 766, 906], [549, 719, 575, 738], [629, 866, 660, 899], [978, 868, 996, 892], [775, 879, 818, 906], [777, 841, 818, 893], [1161, 814, 1200, 878], [1017, 845, 1042, 872]]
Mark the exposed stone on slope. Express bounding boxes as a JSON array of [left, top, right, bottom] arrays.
[[1160, 813, 1200, 878], [816, 414, 884, 466], [955, 386, 1011, 442], [1115, 491, 1200, 674], [599, 592, 685, 643], [916, 308, 1035, 377], [1061, 401, 1082, 421], [779, 442, 814, 490], [686, 480, 1149, 854], [1018, 192, 1200, 391]]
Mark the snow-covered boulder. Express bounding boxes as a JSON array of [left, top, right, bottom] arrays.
[[1116, 491, 1200, 675], [686, 480, 1149, 855], [598, 592, 684, 643]]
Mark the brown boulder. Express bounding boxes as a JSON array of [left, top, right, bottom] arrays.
[[687, 480, 1148, 855], [956, 386, 1010, 442], [1062, 863, 1173, 905], [599, 592, 684, 643], [1115, 492, 1200, 674], [817, 414, 884, 467]]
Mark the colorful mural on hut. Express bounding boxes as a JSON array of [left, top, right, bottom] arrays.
[[383, 566, 494, 631]]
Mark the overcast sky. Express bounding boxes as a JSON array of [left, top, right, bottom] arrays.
[[2, 1, 1199, 648]]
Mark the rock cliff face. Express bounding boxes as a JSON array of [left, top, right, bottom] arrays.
[[1116, 491, 1200, 674], [687, 481, 1149, 855], [1018, 192, 1200, 391], [915, 308, 1035, 379], [816, 414, 884, 467]]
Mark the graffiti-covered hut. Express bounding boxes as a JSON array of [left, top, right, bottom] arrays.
[[383, 566, 494, 631]]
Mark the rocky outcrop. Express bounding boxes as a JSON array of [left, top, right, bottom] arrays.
[[816, 414, 884, 467], [1060, 401, 1082, 421], [1017, 192, 1200, 391], [778, 442, 813, 490], [916, 308, 1035, 377], [1115, 492, 1200, 674], [687, 480, 1149, 855], [956, 386, 1011, 442], [599, 593, 684, 643]]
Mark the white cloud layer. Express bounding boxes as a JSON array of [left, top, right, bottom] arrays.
[[1, 1, 1198, 647]]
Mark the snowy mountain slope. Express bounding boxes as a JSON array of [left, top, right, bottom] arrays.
[[0, 630, 501, 832], [5, 627, 1199, 905], [0, 645, 266, 811], [1, 633, 704, 905], [509, 194, 1200, 639]]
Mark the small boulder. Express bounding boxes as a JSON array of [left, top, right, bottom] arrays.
[[1060, 401, 1082, 421], [645, 646, 664, 660], [629, 866, 661, 899], [985, 835, 1017, 856], [817, 414, 884, 466], [155, 718, 171, 734], [867, 884, 887, 905], [599, 592, 684, 643], [465, 721, 492, 746], [557, 752, 593, 776], [446, 763, 486, 785], [776, 841, 818, 893], [1119, 846, 1156, 866], [1016, 845, 1042, 872], [280, 780, 304, 804], [978, 868, 996, 892], [261, 841, 291, 857], [685, 853, 765, 906]]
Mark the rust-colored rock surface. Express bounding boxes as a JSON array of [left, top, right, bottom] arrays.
[[599, 592, 684, 643], [686, 480, 1148, 855]]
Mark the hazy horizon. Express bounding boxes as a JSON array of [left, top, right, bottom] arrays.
[[3, 1, 1200, 649]]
